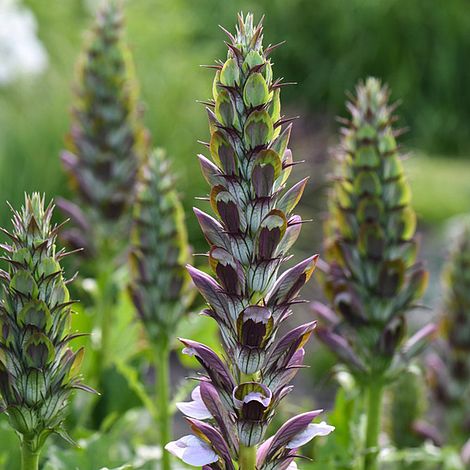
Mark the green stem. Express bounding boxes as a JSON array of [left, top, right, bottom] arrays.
[[96, 259, 114, 378], [239, 444, 257, 470], [21, 439, 40, 470], [156, 343, 172, 470], [364, 381, 384, 470]]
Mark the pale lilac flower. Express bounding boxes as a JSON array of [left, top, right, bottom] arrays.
[[176, 386, 213, 420], [165, 435, 219, 467], [286, 422, 336, 448]]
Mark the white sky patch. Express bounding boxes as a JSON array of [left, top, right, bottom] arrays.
[[0, 0, 48, 85]]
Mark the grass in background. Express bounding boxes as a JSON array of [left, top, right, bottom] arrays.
[[407, 154, 470, 224]]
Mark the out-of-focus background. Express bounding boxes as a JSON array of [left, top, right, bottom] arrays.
[[0, 0, 469, 467]]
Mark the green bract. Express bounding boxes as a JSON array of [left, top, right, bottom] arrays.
[[0, 194, 91, 454]]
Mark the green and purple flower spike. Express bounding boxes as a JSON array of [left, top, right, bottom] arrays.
[[59, 0, 148, 255], [313, 78, 434, 470], [58, 0, 148, 375], [0, 194, 92, 469], [129, 149, 192, 343], [129, 149, 193, 470], [427, 217, 470, 443], [166, 13, 333, 470]]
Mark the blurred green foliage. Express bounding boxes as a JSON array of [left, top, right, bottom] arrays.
[[193, 0, 470, 156]]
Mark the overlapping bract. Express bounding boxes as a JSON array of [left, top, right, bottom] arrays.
[[427, 218, 470, 437], [0, 194, 90, 451], [315, 78, 432, 380], [59, 0, 147, 253], [166, 14, 333, 469], [129, 149, 192, 342]]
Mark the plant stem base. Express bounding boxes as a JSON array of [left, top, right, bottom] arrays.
[[21, 440, 40, 470], [157, 344, 171, 470], [239, 444, 257, 470], [364, 382, 384, 470]]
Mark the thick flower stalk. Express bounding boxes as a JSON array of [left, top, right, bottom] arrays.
[[314, 78, 433, 470], [427, 218, 470, 441], [165, 14, 333, 470], [59, 0, 148, 372], [0, 194, 91, 470], [129, 149, 192, 470]]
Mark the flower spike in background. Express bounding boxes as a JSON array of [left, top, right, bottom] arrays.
[[166, 13, 333, 470], [0, 193, 92, 470], [314, 78, 434, 470], [60, 0, 147, 239], [427, 217, 470, 448], [129, 149, 193, 470], [58, 0, 148, 376]]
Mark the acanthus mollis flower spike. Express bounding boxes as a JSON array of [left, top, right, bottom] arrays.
[[129, 149, 192, 342], [0, 194, 92, 467], [427, 217, 470, 439], [59, 0, 148, 254], [167, 13, 333, 469], [316, 78, 432, 379], [315, 78, 433, 470]]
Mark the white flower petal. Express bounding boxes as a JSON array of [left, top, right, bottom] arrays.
[[176, 386, 213, 420], [286, 421, 335, 449], [165, 435, 219, 467]]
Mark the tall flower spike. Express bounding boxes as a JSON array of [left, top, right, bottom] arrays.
[[166, 13, 333, 470], [59, 0, 148, 254], [129, 149, 192, 342], [428, 217, 470, 441], [58, 0, 148, 374], [129, 149, 193, 470], [315, 78, 432, 470], [0, 194, 92, 469]]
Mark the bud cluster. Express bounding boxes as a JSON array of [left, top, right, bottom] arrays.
[[0, 194, 90, 453], [315, 78, 432, 381], [166, 14, 333, 469]]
